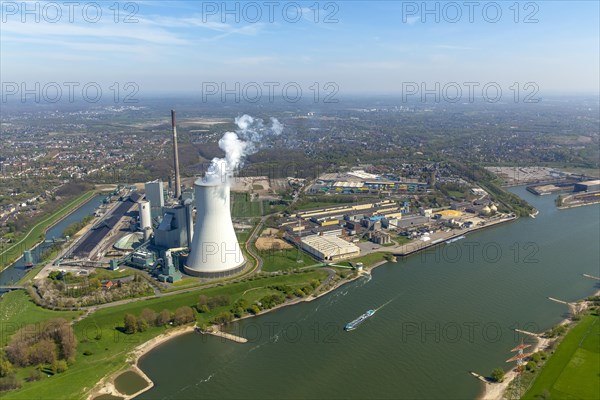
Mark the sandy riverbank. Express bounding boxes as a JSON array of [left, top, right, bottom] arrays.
[[478, 289, 600, 400], [87, 325, 196, 400]]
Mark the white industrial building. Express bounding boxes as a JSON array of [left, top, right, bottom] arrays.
[[138, 200, 152, 241], [301, 235, 360, 262]]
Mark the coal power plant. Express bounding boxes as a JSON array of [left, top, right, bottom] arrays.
[[55, 111, 251, 283], [185, 178, 245, 277]]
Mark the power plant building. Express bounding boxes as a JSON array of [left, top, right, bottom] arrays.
[[185, 179, 245, 277], [145, 180, 164, 218], [154, 204, 193, 249]]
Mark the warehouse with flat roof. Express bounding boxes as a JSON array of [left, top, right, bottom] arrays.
[[574, 180, 600, 193], [301, 235, 360, 261]]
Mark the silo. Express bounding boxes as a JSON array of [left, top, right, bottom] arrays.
[[139, 200, 152, 231], [185, 179, 245, 277]]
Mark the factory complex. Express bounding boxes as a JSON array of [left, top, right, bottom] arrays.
[[51, 111, 246, 283], [310, 170, 428, 195], [41, 111, 510, 287], [277, 195, 502, 263]]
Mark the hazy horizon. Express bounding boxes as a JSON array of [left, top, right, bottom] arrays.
[[1, 1, 599, 97]]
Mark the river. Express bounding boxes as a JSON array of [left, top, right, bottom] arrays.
[[0, 194, 105, 287], [136, 187, 599, 399]]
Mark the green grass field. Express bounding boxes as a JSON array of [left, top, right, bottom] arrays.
[[1, 270, 327, 400], [0, 291, 81, 346], [522, 313, 600, 400], [236, 230, 252, 245], [395, 236, 412, 245], [341, 252, 391, 268], [260, 248, 319, 272], [0, 191, 96, 270], [231, 193, 285, 218]]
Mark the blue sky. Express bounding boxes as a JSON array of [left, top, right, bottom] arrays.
[[1, 1, 599, 96]]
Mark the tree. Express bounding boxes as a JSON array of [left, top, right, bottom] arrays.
[[491, 368, 505, 383], [199, 305, 210, 313], [156, 309, 172, 326], [197, 295, 209, 309], [212, 311, 234, 325], [124, 314, 138, 334], [247, 305, 261, 315], [26, 369, 42, 382], [0, 357, 13, 378], [137, 318, 149, 332], [55, 359, 68, 373], [28, 338, 57, 366], [174, 306, 195, 325], [89, 278, 101, 290], [140, 308, 157, 327], [525, 361, 536, 372], [232, 307, 244, 318]]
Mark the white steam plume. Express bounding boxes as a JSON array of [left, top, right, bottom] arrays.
[[203, 114, 283, 184]]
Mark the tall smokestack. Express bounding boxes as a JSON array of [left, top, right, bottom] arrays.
[[171, 110, 181, 199]]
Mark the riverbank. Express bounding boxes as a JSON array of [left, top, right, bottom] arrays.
[[478, 289, 600, 400], [88, 325, 196, 400], [0, 191, 97, 274], [86, 266, 380, 399]]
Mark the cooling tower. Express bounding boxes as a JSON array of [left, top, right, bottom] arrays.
[[184, 179, 245, 277]]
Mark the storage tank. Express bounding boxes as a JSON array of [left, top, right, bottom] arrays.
[[185, 179, 245, 277], [139, 200, 152, 231]]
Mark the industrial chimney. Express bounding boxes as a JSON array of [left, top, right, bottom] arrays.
[[171, 110, 182, 199], [184, 179, 245, 277]]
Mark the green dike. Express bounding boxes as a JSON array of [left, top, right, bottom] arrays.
[[522, 313, 599, 400], [0, 190, 96, 271], [0, 291, 81, 346], [2, 270, 328, 400]]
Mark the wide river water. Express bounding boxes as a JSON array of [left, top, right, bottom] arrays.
[[138, 187, 599, 399]]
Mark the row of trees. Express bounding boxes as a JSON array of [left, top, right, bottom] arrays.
[[123, 306, 195, 334], [201, 281, 322, 327]]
